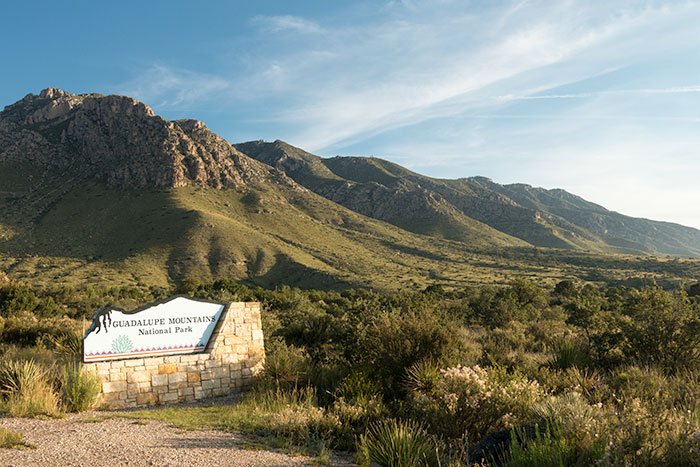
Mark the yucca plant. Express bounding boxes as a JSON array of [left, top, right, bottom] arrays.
[[0, 359, 59, 417], [43, 331, 83, 362], [358, 419, 438, 467], [0, 359, 45, 397], [405, 360, 442, 395]]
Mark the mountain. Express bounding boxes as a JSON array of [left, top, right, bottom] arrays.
[[236, 140, 700, 258], [481, 181, 700, 257], [0, 88, 280, 189], [235, 140, 524, 245], [0, 88, 524, 289], [1, 89, 698, 290]]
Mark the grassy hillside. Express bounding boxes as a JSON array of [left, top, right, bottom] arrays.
[[236, 141, 527, 246], [237, 140, 700, 258], [2, 160, 699, 290]]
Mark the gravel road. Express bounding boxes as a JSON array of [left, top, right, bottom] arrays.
[[0, 415, 312, 466]]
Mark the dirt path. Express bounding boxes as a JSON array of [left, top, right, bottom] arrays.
[[1, 415, 313, 466]]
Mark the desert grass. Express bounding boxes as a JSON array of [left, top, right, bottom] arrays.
[[0, 427, 34, 450], [60, 361, 102, 412]]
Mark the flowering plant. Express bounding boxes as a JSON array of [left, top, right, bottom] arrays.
[[409, 364, 543, 441]]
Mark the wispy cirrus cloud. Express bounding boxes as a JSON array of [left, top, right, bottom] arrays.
[[116, 64, 231, 110], [115, 1, 700, 148], [230, 1, 700, 152], [251, 15, 322, 34], [497, 85, 700, 102]]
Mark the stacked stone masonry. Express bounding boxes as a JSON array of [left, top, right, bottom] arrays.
[[84, 302, 265, 409]]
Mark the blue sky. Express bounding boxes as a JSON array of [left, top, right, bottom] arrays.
[[3, 0, 700, 228]]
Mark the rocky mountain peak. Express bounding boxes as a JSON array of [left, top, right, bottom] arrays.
[[0, 89, 288, 190], [174, 119, 207, 132], [39, 87, 73, 99]]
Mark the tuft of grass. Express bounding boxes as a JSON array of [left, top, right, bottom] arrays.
[[500, 424, 576, 467], [261, 343, 310, 388], [0, 427, 34, 450], [60, 361, 102, 412], [549, 340, 589, 370], [358, 419, 438, 467]]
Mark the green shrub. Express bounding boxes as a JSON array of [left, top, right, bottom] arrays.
[[0, 284, 40, 316], [60, 361, 102, 412], [534, 391, 700, 466], [360, 310, 468, 399], [602, 398, 700, 466], [533, 367, 605, 400], [261, 342, 311, 389], [579, 287, 700, 372], [335, 370, 382, 401], [534, 392, 606, 458], [358, 419, 438, 467], [331, 395, 388, 450], [479, 321, 551, 372], [308, 363, 347, 405], [616, 287, 700, 371], [0, 359, 60, 417], [1, 313, 79, 347], [471, 279, 549, 328], [611, 366, 700, 409]]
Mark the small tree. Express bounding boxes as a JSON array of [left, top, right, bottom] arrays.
[[618, 287, 700, 371], [565, 284, 606, 345]]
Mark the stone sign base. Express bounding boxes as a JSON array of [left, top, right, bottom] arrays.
[[84, 302, 265, 409]]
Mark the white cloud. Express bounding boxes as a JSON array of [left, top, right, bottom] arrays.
[[115, 64, 231, 110], [251, 15, 322, 34]]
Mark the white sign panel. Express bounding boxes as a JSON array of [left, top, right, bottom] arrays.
[[83, 296, 226, 362]]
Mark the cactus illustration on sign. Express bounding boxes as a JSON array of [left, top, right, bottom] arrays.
[[111, 335, 134, 353]]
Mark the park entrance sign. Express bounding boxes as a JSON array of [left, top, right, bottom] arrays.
[[82, 298, 265, 408], [83, 296, 226, 362]]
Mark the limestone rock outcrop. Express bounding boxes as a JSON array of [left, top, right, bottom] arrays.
[[0, 88, 290, 189]]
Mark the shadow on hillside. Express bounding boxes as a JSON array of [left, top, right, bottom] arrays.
[[253, 253, 358, 290], [378, 239, 450, 261], [0, 182, 198, 262]]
